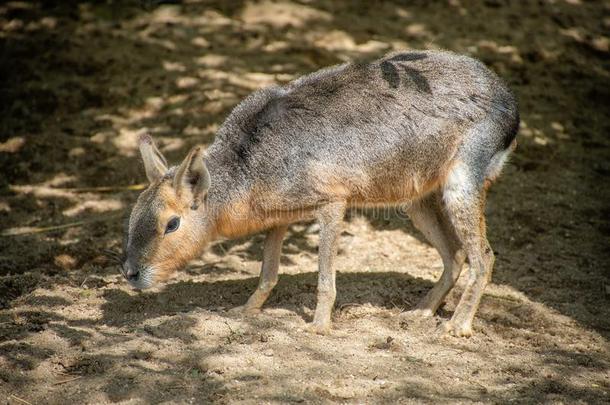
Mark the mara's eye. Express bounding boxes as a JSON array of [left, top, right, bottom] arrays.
[[165, 216, 180, 234]]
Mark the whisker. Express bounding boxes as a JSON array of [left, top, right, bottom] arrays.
[[107, 257, 122, 266], [103, 249, 122, 259], [114, 258, 127, 277], [102, 250, 128, 277]]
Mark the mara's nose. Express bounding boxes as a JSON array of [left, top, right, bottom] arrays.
[[127, 269, 139, 282], [123, 262, 140, 282]]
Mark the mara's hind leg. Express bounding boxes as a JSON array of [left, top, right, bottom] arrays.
[[441, 163, 495, 337], [407, 192, 466, 317], [231, 225, 288, 314]]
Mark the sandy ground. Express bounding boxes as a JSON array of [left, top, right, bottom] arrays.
[[0, 0, 609, 403]]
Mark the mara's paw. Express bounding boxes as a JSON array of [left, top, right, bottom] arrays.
[[228, 305, 261, 316], [441, 320, 473, 338], [306, 320, 331, 335], [403, 308, 435, 318]]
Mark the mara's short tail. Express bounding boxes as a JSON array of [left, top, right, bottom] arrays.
[[483, 102, 519, 188], [484, 137, 517, 190]]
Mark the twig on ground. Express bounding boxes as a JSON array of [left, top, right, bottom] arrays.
[[431, 348, 465, 358], [389, 300, 406, 312], [2, 221, 88, 236], [53, 376, 82, 385], [339, 302, 360, 311], [224, 320, 240, 344], [51, 370, 75, 376], [9, 394, 33, 405], [224, 320, 235, 334], [483, 293, 522, 303], [52, 184, 146, 193], [1, 213, 123, 237], [80, 276, 89, 288]]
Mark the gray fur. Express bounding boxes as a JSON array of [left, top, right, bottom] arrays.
[[205, 50, 517, 211], [124, 50, 519, 336]]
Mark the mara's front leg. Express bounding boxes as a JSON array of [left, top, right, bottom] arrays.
[[231, 225, 288, 314], [309, 202, 346, 335]]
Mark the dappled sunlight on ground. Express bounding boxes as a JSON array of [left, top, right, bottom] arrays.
[[0, 0, 609, 403]]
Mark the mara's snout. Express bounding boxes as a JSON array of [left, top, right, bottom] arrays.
[[121, 260, 155, 290], [123, 50, 519, 336]]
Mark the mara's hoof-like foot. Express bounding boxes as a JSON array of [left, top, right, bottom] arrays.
[[441, 320, 473, 338], [404, 308, 435, 318], [228, 305, 261, 316], [307, 321, 331, 335]]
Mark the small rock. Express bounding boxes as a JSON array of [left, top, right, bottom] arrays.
[[371, 336, 396, 350], [591, 36, 609, 53], [54, 254, 77, 270]]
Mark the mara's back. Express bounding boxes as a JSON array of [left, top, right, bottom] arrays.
[[208, 50, 519, 209]]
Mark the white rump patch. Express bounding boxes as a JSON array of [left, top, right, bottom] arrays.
[[486, 149, 512, 181], [443, 162, 472, 206]]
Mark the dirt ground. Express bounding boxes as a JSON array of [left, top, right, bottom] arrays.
[[0, 0, 609, 403]]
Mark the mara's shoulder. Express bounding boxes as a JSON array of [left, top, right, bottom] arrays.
[[214, 62, 350, 142], [214, 85, 286, 139]]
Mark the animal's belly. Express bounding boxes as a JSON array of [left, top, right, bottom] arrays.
[[347, 169, 446, 206], [308, 150, 455, 206]]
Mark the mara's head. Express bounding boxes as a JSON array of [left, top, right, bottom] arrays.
[[121, 135, 211, 289]]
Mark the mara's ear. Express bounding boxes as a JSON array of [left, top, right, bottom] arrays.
[[173, 145, 210, 210], [139, 134, 168, 183]]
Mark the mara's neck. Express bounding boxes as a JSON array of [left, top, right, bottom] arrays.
[[199, 150, 254, 240]]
